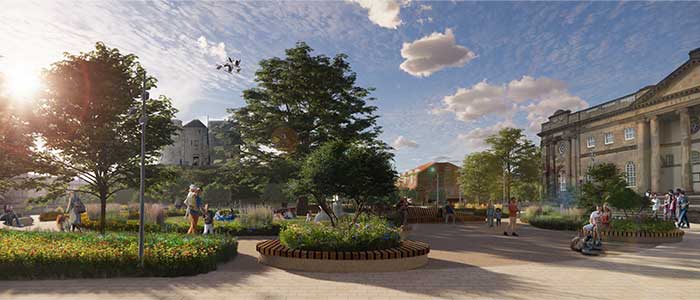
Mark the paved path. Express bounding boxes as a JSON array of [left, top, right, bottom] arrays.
[[1, 221, 699, 300]]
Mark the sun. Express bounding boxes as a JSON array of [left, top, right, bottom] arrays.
[[2, 63, 42, 101]]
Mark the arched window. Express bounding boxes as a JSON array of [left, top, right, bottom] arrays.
[[626, 162, 636, 187]]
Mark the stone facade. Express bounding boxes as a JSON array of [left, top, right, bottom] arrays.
[[160, 119, 210, 166], [539, 48, 700, 202], [397, 162, 461, 205]]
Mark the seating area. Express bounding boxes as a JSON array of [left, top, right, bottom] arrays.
[[405, 206, 482, 224]]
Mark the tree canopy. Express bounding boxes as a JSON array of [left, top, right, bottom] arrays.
[[32, 42, 178, 232], [459, 151, 500, 204], [485, 128, 540, 201], [0, 74, 37, 193]]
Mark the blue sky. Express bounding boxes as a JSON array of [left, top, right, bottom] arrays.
[[1, 1, 699, 172]]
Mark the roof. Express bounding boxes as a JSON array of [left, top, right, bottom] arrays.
[[402, 161, 460, 175], [183, 119, 207, 128]]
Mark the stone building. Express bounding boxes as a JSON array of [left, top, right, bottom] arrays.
[[538, 48, 700, 218], [160, 119, 210, 166], [397, 162, 461, 205]]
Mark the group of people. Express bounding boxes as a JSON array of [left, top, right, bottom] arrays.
[[583, 203, 612, 236], [184, 184, 215, 235], [649, 188, 691, 228], [1, 205, 23, 227]]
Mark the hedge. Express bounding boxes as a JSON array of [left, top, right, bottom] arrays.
[[527, 215, 585, 231], [80, 219, 283, 236], [472, 209, 509, 218], [0, 230, 237, 279], [279, 216, 400, 252]]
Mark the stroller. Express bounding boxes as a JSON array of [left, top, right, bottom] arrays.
[[570, 226, 603, 256]]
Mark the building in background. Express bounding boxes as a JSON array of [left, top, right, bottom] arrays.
[[160, 119, 211, 166], [397, 161, 461, 205], [538, 48, 700, 220]]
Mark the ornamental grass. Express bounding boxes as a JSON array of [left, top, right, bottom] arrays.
[[0, 230, 237, 279]]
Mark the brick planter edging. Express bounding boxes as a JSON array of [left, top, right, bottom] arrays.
[[581, 229, 685, 243], [256, 240, 430, 260]]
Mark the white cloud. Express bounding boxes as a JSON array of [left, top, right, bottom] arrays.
[[431, 80, 509, 122], [523, 91, 588, 132], [418, 4, 432, 12], [349, 0, 403, 29], [196, 36, 228, 61], [435, 76, 588, 132], [392, 135, 419, 149], [400, 28, 477, 77], [457, 120, 515, 152]]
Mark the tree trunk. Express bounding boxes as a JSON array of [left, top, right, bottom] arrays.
[[316, 195, 336, 227], [351, 200, 365, 226], [99, 188, 108, 235], [296, 196, 308, 215]]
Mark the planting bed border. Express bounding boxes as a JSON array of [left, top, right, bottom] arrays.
[[256, 240, 430, 272], [582, 229, 685, 244]]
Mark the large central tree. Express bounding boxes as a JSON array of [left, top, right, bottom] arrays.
[[32, 42, 178, 232], [229, 42, 384, 207], [485, 128, 540, 202]]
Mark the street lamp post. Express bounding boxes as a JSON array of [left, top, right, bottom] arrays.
[[138, 73, 149, 268]]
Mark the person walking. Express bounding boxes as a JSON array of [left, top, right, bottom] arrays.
[[66, 192, 84, 232], [677, 189, 690, 228], [669, 190, 678, 222], [504, 197, 520, 236], [186, 188, 204, 235], [444, 202, 456, 224], [486, 201, 495, 227], [663, 190, 673, 221]]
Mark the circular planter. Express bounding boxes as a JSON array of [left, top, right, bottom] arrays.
[[256, 240, 430, 272], [589, 229, 685, 243]]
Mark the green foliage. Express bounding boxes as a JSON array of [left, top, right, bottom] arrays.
[[610, 219, 677, 233], [527, 215, 586, 231], [238, 205, 273, 229], [0, 230, 237, 279], [30, 42, 178, 233], [459, 151, 500, 203], [279, 215, 400, 252], [485, 128, 541, 201], [606, 187, 649, 217], [578, 163, 632, 210], [80, 217, 283, 236]]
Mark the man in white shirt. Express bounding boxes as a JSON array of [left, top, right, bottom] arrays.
[[583, 205, 602, 232]]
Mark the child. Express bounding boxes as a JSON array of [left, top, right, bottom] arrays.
[[56, 214, 68, 232], [305, 211, 312, 222], [495, 207, 502, 226], [202, 204, 214, 235]]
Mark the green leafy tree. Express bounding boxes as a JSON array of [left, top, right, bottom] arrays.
[[485, 128, 539, 201], [32, 42, 178, 233], [459, 151, 500, 204], [229, 42, 384, 207], [298, 141, 349, 227], [0, 74, 36, 193], [343, 144, 397, 224], [578, 163, 627, 209]]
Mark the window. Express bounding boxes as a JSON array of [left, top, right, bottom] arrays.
[[626, 162, 636, 187], [604, 132, 614, 145], [587, 136, 596, 148], [192, 156, 199, 166], [559, 175, 567, 192], [624, 127, 636, 140], [692, 151, 700, 164], [663, 154, 674, 167]]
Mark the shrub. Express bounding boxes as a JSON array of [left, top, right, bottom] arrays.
[[279, 215, 400, 252], [165, 206, 187, 217], [610, 219, 677, 233], [80, 218, 282, 236], [473, 208, 509, 218], [239, 205, 272, 229], [0, 230, 237, 279], [528, 215, 585, 231], [145, 203, 165, 226], [86, 203, 101, 221]]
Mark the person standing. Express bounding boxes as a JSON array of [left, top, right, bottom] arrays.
[[187, 188, 203, 235], [504, 197, 520, 236], [66, 192, 83, 232], [202, 203, 214, 235], [663, 190, 673, 221], [444, 202, 456, 224], [396, 198, 409, 226], [669, 190, 678, 222], [486, 201, 495, 227], [677, 189, 690, 228], [651, 192, 660, 219]]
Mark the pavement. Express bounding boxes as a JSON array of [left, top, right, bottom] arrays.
[[1, 220, 699, 300]]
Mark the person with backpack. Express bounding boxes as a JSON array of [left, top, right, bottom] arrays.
[[66, 192, 84, 232]]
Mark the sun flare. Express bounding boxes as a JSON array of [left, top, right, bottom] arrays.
[[3, 63, 42, 101]]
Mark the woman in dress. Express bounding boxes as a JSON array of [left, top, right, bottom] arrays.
[[186, 188, 204, 235], [66, 192, 83, 232]]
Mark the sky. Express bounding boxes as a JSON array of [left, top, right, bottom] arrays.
[[1, 0, 699, 172]]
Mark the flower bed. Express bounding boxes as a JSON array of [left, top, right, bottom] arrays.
[[279, 216, 400, 252], [80, 218, 282, 236], [0, 230, 237, 279]]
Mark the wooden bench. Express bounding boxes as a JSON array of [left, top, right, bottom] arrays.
[[256, 239, 430, 260], [406, 206, 482, 223]]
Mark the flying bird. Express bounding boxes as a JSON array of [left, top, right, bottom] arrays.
[[216, 56, 241, 74]]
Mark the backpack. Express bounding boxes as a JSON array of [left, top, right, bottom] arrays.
[[74, 200, 86, 214]]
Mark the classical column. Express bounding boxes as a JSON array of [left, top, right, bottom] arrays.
[[636, 119, 650, 192], [679, 108, 693, 192], [650, 115, 661, 192], [570, 138, 578, 188]]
